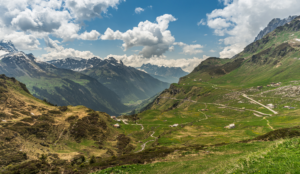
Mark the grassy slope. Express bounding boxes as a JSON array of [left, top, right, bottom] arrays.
[[0, 75, 139, 173], [91, 17, 300, 173]]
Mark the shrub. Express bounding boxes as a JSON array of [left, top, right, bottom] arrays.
[[59, 106, 68, 112], [90, 155, 96, 164]]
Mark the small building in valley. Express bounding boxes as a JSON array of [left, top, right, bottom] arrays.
[[169, 124, 179, 127], [111, 116, 116, 120], [266, 104, 274, 109], [224, 123, 235, 129], [114, 124, 120, 128]]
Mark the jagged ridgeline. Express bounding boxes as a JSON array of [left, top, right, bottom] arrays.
[[178, 16, 300, 87], [0, 75, 136, 173], [0, 48, 128, 115], [48, 57, 170, 103]]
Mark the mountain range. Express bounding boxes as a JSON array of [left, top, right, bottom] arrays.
[[48, 58, 170, 103], [0, 42, 127, 115], [137, 63, 188, 83]]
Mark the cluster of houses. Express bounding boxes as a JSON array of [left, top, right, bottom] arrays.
[[267, 82, 282, 87], [266, 104, 295, 109], [224, 123, 235, 129], [257, 82, 282, 89], [283, 106, 296, 109]]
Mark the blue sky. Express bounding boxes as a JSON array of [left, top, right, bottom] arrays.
[[1, 0, 300, 71], [35, 0, 224, 61]]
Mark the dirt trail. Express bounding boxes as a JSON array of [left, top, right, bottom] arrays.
[[135, 131, 157, 153], [242, 94, 278, 115], [136, 124, 144, 130], [263, 117, 274, 130], [198, 103, 208, 121], [54, 127, 65, 145]]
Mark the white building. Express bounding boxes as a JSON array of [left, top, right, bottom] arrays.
[[225, 123, 235, 129], [266, 104, 274, 109]]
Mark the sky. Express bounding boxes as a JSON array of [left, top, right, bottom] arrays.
[[1, 0, 300, 72]]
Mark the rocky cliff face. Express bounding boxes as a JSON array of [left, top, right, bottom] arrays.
[[254, 16, 297, 42]]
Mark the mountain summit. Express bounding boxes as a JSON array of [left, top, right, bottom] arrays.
[[254, 15, 297, 42], [0, 39, 18, 52]]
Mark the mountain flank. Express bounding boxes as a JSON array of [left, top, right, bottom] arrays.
[[49, 57, 170, 103], [0, 41, 127, 115]]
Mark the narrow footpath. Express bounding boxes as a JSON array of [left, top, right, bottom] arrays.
[[135, 131, 157, 153]]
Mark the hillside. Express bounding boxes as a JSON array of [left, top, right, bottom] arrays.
[[89, 15, 300, 173], [0, 45, 127, 115], [0, 75, 139, 173], [138, 63, 188, 83], [49, 57, 170, 103]]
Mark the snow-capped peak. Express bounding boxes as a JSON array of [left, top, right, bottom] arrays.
[[0, 40, 18, 52]]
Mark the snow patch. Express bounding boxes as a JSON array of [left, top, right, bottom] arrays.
[[0, 50, 9, 57]]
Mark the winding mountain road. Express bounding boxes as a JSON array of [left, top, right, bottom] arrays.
[[135, 131, 157, 153]]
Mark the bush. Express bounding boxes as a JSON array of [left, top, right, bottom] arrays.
[[59, 106, 68, 112], [90, 155, 96, 164]]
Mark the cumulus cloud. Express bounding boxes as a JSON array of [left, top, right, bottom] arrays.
[[65, 0, 123, 21], [0, 0, 123, 50], [101, 14, 177, 58], [209, 49, 216, 53], [207, 0, 300, 58], [135, 7, 144, 14], [0, 28, 40, 50], [174, 42, 203, 55], [104, 54, 205, 72], [39, 37, 98, 61]]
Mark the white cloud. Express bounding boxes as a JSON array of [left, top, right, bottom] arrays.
[[104, 54, 205, 72], [38, 37, 99, 61], [65, 0, 123, 21], [207, 0, 300, 58], [197, 19, 206, 26], [77, 30, 101, 40], [174, 42, 203, 55], [135, 7, 144, 14], [0, 0, 123, 50], [0, 28, 40, 50], [192, 40, 197, 43], [101, 14, 177, 58], [209, 49, 216, 53]]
